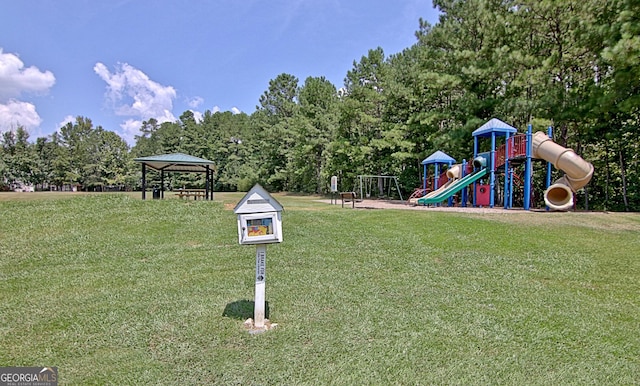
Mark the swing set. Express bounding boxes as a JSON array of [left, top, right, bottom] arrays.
[[354, 175, 404, 202]]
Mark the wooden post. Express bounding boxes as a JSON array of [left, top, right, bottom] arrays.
[[254, 244, 267, 328]]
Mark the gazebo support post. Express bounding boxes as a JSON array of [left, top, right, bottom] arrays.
[[209, 169, 214, 201], [205, 165, 210, 200], [141, 163, 146, 200], [160, 170, 165, 199]]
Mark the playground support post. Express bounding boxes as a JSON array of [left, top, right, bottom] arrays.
[[545, 127, 553, 210], [504, 132, 511, 209], [473, 136, 479, 207], [509, 168, 514, 209], [489, 133, 496, 208], [524, 124, 533, 210], [461, 159, 467, 207]]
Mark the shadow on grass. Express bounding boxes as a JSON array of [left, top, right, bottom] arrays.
[[222, 299, 270, 320]]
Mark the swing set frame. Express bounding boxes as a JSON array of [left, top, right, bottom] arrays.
[[354, 175, 404, 202]]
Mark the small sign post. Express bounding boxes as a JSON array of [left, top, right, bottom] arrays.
[[233, 184, 283, 333], [330, 175, 338, 204], [254, 245, 267, 327]]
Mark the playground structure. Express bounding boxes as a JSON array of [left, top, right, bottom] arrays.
[[409, 118, 594, 211]]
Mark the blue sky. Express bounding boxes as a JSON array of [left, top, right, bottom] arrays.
[[1, 0, 439, 144]]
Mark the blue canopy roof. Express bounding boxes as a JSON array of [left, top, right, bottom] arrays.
[[472, 118, 518, 138], [421, 150, 456, 165]]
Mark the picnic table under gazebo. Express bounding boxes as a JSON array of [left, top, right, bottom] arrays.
[[134, 153, 215, 200]]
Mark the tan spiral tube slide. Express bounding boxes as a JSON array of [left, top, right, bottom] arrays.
[[532, 131, 594, 211]]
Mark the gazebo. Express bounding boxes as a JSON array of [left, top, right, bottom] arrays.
[[134, 153, 215, 200]]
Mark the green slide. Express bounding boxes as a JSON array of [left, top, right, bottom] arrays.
[[417, 168, 487, 205]]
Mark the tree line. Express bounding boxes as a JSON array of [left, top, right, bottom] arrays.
[[1, 0, 638, 211]]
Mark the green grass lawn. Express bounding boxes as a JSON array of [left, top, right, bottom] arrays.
[[1, 192, 639, 384]]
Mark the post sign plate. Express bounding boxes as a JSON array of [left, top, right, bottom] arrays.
[[256, 248, 266, 282]]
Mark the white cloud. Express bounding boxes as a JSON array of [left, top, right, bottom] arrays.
[[119, 119, 143, 145], [231, 107, 241, 115], [57, 115, 75, 129], [190, 110, 203, 123], [187, 96, 204, 109], [94, 62, 177, 137], [0, 49, 55, 134], [212, 106, 221, 113], [0, 99, 42, 133], [117, 109, 176, 146], [0, 49, 56, 100]]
